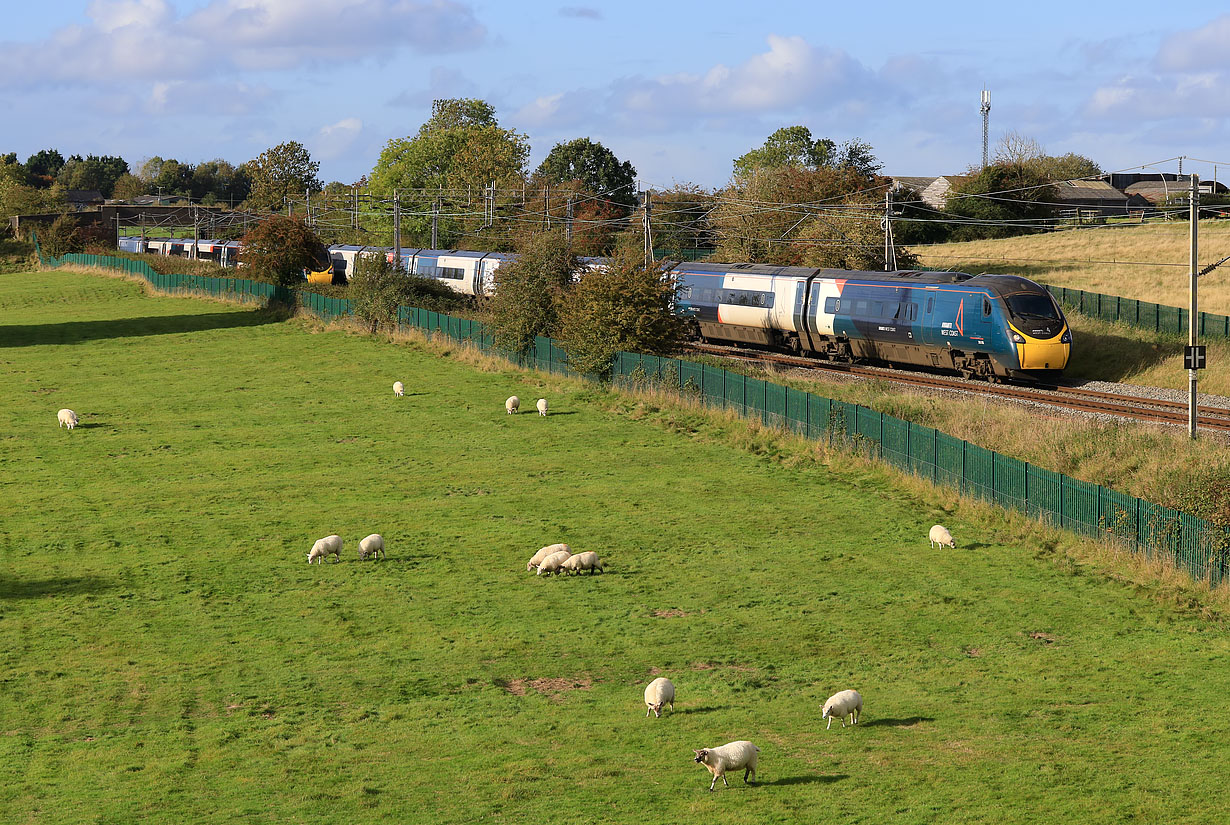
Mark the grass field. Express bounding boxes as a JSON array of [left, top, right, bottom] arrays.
[[909, 220, 1230, 315], [5, 271, 1230, 824]]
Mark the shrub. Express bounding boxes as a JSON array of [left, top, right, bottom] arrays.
[[487, 229, 578, 354], [348, 253, 402, 333], [239, 215, 327, 287], [556, 243, 685, 378]]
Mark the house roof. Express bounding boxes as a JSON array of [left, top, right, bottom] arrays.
[[891, 176, 937, 190], [1053, 180, 1128, 202]]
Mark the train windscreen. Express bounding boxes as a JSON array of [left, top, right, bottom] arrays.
[[1005, 293, 1062, 321]]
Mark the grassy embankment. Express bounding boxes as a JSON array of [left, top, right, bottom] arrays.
[[3, 270, 1230, 824]]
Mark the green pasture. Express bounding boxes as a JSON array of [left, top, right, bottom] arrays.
[[2, 271, 1229, 824]]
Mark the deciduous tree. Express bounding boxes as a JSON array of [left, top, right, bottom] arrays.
[[487, 229, 579, 354], [244, 142, 322, 212], [239, 215, 327, 287], [535, 138, 637, 209]]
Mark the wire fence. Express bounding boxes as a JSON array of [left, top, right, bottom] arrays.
[[38, 246, 1230, 586], [1042, 283, 1230, 339]]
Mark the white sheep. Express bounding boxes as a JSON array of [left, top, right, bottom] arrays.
[[693, 741, 759, 791], [560, 551, 603, 575], [644, 677, 675, 717], [393, 381, 404, 397], [358, 533, 386, 560], [307, 534, 343, 564], [57, 409, 79, 430], [821, 689, 863, 729], [929, 524, 956, 549], [535, 549, 572, 576], [536, 398, 548, 416], [505, 395, 520, 414], [526, 543, 571, 571]]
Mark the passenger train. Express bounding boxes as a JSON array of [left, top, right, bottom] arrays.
[[118, 236, 1071, 381]]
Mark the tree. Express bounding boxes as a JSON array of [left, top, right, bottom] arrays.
[[487, 229, 579, 354], [991, 133, 1102, 181], [535, 138, 638, 209], [239, 215, 327, 286], [556, 243, 685, 377], [57, 154, 129, 197], [244, 141, 322, 212], [944, 163, 1057, 241], [39, 214, 83, 258], [368, 99, 528, 247], [111, 173, 147, 201], [348, 252, 403, 333], [733, 126, 835, 176], [24, 149, 64, 186], [649, 184, 716, 259]]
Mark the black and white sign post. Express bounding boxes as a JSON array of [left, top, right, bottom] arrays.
[[1189, 174, 1200, 439]]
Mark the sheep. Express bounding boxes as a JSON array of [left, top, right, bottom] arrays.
[[505, 395, 520, 414], [929, 524, 956, 549], [536, 398, 548, 416], [535, 549, 572, 576], [821, 689, 863, 729], [307, 534, 343, 564], [644, 677, 675, 717], [693, 741, 759, 791], [560, 551, 603, 575], [393, 381, 404, 397], [57, 409, 79, 430], [358, 533, 386, 560], [526, 543, 571, 571]]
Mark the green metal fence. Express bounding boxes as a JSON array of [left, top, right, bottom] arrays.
[[1042, 283, 1230, 339], [39, 249, 1230, 586]]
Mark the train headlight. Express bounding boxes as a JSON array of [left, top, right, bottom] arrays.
[[1008, 330, 1026, 344], [1060, 329, 1072, 344]]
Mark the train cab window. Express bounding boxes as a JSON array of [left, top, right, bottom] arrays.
[[983, 297, 992, 316]]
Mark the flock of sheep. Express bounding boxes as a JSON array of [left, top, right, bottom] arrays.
[[53, 375, 959, 793]]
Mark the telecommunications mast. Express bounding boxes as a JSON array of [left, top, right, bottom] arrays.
[[980, 88, 991, 169]]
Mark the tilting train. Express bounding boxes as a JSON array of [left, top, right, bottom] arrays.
[[118, 237, 1071, 380]]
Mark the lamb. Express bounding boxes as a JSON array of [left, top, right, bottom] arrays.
[[526, 543, 571, 571], [536, 398, 548, 416], [928, 524, 956, 549], [821, 689, 863, 729], [358, 533, 386, 560], [644, 677, 675, 717], [57, 409, 79, 430], [693, 741, 759, 791], [535, 549, 572, 576], [560, 551, 603, 575], [505, 395, 520, 414], [393, 381, 404, 397], [307, 534, 343, 564]]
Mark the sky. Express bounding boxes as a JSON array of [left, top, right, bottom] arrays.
[[3, 0, 1229, 191]]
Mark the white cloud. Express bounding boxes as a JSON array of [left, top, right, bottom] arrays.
[[0, 0, 486, 88], [1155, 15, 1230, 72], [313, 117, 363, 160]]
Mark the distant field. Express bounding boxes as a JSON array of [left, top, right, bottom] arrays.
[[909, 220, 1230, 315], [5, 271, 1230, 824]]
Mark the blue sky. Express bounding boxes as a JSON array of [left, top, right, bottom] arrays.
[[3, 0, 1228, 190]]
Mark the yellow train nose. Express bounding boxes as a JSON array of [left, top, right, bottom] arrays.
[[1013, 325, 1071, 370]]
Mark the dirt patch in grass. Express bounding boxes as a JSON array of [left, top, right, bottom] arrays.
[[965, 647, 983, 657], [690, 661, 757, 672], [1028, 631, 1057, 644], [499, 676, 594, 700], [652, 609, 694, 618]]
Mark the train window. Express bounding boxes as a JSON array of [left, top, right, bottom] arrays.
[[926, 296, 934, 314], [679, 285, 692, 299], [1005, 292, 1062, 320], [439, 266, 465, 280], [983, 297, 992, 316], [909, 303, 919, 321], [854, 299, 868, 316], [824, 297, 837, 314]]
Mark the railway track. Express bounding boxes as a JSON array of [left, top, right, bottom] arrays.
[[685, 342, 1230, 433]]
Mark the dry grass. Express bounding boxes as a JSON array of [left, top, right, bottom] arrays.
[[908, 220, 1230, 314]]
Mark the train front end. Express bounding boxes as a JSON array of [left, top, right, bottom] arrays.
[[995, 278, 1071, 379]]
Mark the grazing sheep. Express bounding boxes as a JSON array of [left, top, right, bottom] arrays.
[[57, 409, 79, 430], [929, 524, 956, 549], [358, 533, 386, 560], [307, 534, 343, 564], [527, 543, 571, 571], [505, 395, 520, 414], [393, 381, 404, 397], [822, 689, 863, 729], [693, 741, 759, 791], [560, 551, 603, 575], [535, 549, 572, 576], [644, 677, 675, 717], [536, 398, 548, 416]]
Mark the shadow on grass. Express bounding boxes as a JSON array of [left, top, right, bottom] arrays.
[[1063, 325, 1182, 382], [860, 716, 934, 728], [0, 309, 282, 348], [676, 705, 724, 715], [0, 576, 111, 599], [758, 774, 848, 787]]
